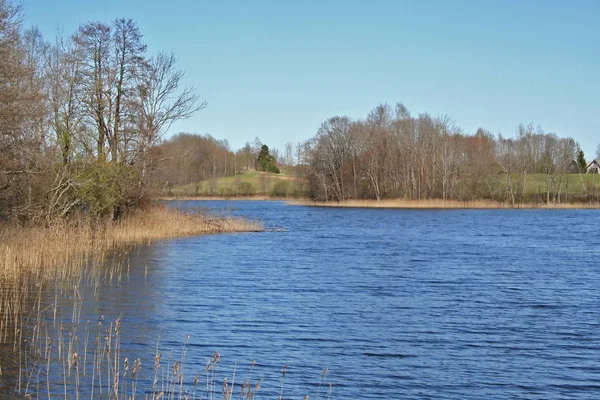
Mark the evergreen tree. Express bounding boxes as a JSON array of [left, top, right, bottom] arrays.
[[256, 144, 280, 173], [577, 149, 587, 172]]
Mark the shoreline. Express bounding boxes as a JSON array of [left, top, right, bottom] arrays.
[[287, 198, 600, 209], [158, 195, 297, 201], [157, 195, 600, 209], [0, 205, 263, 283]]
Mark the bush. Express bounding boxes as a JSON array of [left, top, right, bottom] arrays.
[[270, 181, 289, 197], [45, 162, 139, 221], [74, 162, 138, 218], [237, 182, 255, 196], [218, 186, 234, 197]]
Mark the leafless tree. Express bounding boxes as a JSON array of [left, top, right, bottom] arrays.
[[283, 141, 294, 166], [0, 0, 47, 218], [133, 51, 205, 193], [46, 30, 86, 164], [111, 18, 146, 163], [76, 21, 112, 162]]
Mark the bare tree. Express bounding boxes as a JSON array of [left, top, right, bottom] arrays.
[[76, 21, 112, 162], [111, 18, 146, 163], [242, 142, 252, 171], [46, 30, 86, 164], [0, 0, 47, 218], [133, 51, 205, 193], [495, 135, 517, 205], [283, 141, 293, 166], [516, 123, 534, 203]]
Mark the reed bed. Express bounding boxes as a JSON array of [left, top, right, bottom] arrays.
[[0, 205, 313, 399], [0, 205, 263, 284], [7, 308, 333, 399], [290, 198, 600, 209], [0, 205, 262, 362]]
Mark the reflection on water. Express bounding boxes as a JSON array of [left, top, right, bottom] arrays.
[[2, 201, 600, 399]]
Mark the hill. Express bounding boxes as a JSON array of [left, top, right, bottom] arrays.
[[163, 170, 304, 198]]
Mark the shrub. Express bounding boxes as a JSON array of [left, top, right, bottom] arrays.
[[270, 181, 289, 197], [45, 162, 139, 221], [237, 182, 255, 196]]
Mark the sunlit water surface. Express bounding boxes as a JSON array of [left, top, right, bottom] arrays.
[[3, 201, 600, 399]]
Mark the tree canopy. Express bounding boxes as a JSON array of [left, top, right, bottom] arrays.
[[256, 144, 280, 173], [0, 0, 203, 221]]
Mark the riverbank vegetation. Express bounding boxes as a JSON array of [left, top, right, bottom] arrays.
[[146, 103, 600, 207], [0, 0, 265, 274], [0, 2, 271, 395], [0, 0, 212, 223], [0, 205, 262, 283], [301, 103, 600, 206], [292, 198, 600, 209]]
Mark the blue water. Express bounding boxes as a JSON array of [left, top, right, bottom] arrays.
[[9, 201, 600, 399]]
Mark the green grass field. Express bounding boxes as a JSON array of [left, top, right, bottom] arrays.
[[163, 170, 600, 202], [166, 170, 304, 197], [506, 172, 600, 197]]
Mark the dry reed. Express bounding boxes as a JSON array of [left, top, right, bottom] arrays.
[[0, 205, 263, 284], [0, 205, 330, 399], [15, 312, 322, 399], [290, 198, 600, 209]]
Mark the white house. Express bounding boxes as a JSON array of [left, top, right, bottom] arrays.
[[586, 160, 600, 174]]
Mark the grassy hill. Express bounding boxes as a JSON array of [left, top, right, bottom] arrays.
[[164, 170, 305, 198], [506, 172, 600, 199]]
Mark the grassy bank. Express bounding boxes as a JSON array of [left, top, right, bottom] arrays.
[[165, 171, 304, 197], [0, 205, 262, 283], [291, 198, 600, 209]]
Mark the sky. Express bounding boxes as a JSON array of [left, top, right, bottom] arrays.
[[22, 0, 600, 156]]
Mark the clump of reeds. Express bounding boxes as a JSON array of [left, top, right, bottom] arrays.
[[11, 310, 331, 399], [0, 205, 263, 284], [0, 204, 262, 371]]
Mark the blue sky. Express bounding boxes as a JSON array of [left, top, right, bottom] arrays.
[[23, 0, 600, 156]]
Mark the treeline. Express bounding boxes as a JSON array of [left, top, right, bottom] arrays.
[[149, 134, 283, 194], [0, 0, 200, 221], [301, 103, 594, 204]]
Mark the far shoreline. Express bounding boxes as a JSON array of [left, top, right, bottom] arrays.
[[158, 195, 294, 201], [157, 196, 600, 209], [289, 198, 600, 209]]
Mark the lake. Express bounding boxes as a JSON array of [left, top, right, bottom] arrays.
[[4, 200, 600, 399]]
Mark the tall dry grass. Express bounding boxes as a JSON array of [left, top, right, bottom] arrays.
[[0, 206, 332, 399], [10, 310, 330, 399], [290, 198, 600, 209], [0, 205, 263, 283]]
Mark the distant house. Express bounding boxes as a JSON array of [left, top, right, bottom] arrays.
[[567, 159, 580, 173], [586, 160, 600, 174]]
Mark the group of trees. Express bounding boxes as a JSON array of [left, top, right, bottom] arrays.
[[3, 0, 596, 217], [0, 0, 201, 221], [301, 103, 591, 204], [148, 134, 284, 195]]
